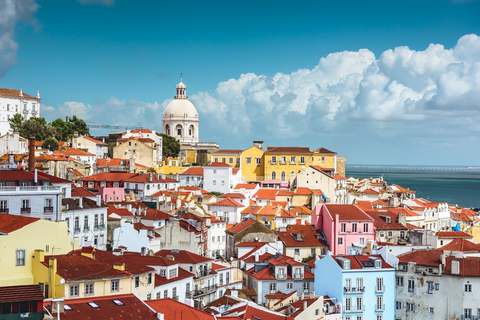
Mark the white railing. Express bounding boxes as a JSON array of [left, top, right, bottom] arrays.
[[0, 186, 60, 192]]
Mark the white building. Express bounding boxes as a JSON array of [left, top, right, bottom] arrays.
[[203, 162, 243, 194], [0, 88, 41, 135], [71, 135, 109, 159], [124, 173, 179, 200], [162, 79, 199, 145], [178, 167, 204, 187], [207, 198, 244, 224], [209, 218, 227, 259], [62, 197, 108, 250], [0, 132, 27, 156]]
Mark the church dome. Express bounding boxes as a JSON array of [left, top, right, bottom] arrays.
[[163, 99, 198, 118]]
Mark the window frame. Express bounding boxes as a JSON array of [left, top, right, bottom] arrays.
[[16, 249, 26, 266]]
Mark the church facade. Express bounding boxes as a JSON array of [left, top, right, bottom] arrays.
[[162, 79, 218, 165]]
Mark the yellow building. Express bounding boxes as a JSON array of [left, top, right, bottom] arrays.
[[209, 150, 243, 168], [263, 146, 313, 183], [240, 143, 265, 182], [112, 137, 161, 168], [32, 248, 155, 300], [0, 214, 77, 287]]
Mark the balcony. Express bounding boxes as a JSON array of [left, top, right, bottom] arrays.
[[375, 304, 385, 311], [0, 208, 9, 214], [376, 285, 385, 293], [293, 274, 303, 280], [344, 286, 365, 293], [276, 274, 286, 280], [0, 186, 61, 193], [84, 225, 90, 232], [94, 224, 105, 231], [344, 306, 364, 313], [44, 206, 53, 213], [189, 285, 217, 298], [74, 227, 81, 234], [21, 207, 31, 214]]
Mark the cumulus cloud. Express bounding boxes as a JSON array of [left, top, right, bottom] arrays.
[[0, 0, 38, 77], [188, 34, 480, 145]]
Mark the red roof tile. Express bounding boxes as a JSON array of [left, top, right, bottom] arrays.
[[146, 298, 214, 319], [155, 249, 212, 264], [71, 184, 96, 197], [0, 213, 39, 233], [265, 146, 311, 154], [234, 183, 258, 190], [254, 189, 279, 200], [439, 238, 480, 252], [325, 204, 374, 221], [0, 285, 44, 303], [179, 167, 204, 175], [277, 224, 329, 247], [208, 198, 244, 207], [154, 268, 193, 286], [204, 162, 232, 167], [96, 158, 130, 167], [212, 149, 243, 154], [83, 136, 108, 145], [397, 250, 442, 267], [436, 231, 472, 239], [225, 219, 257, 234], [333, 254, 394, 269], [142, 208, 174, 220], [364, 210, 408, 230], [219, 193, 246, 199], [314, 147, 336, 154], [78, 172, 137, 182], [0, 88, 36, 99]]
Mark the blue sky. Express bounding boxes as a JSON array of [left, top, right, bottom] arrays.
[[1, 0, 479, 166]]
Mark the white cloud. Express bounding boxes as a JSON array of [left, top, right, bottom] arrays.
[[0, 0, 38, 77]]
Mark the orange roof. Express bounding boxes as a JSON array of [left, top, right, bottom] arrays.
[[355, 200, 373, 211], [219, 193, 245, 199], [54, 147, 95, 156], [83, 135, 107, 145], [295, 187, 313, 195], [265, 146, 311, 154], [436, 231, 472, 239], [71, 184, 95, 197], [0, 88, 36, 99], [277, 224, 328, 247], [439, 238, 480, 252], [0, 213, 39, 233], [96, 158, 130, 167], [314, 147, 336, 154], [207, 198, 244, 207], [253, 189, 279, 200], [324, 204, 374, 221], [334, 174, 346, 180], [155, 249, 212, 264], [226, 219, 257, 234], [234, 183, 258, 190], [212, 149, 243, 154], [78, 172, 137, 182], [204, 162, 231, 167], [131, 129, 152, 134], [180, 167, 204, 175]]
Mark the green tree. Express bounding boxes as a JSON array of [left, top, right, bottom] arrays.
[[42, 137, 59, 151], [157, 133, 181, 158], [51, 118, 73, 141], [8, 113, 24, 133], [68, 115, 90, 137], [207, 191, 223, 197], [301, 254, 317, 263]]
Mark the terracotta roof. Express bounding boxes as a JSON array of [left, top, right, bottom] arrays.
[[265, 146, 311, 154], [208, 197, 244, 207], [131, 129, 152, 133], [126, 174, 177, 183], [107, 207, 134, 217], [333, 254, 394, 269], [0, 88, 37, 99], [46, 294, 157, 320], [154, 268, 193, 286], [96, 158, 130, 167], [0, 285, 44, 303], [78, 172, 137, 182], [439, 238, 480, 252], [68, 168, 84, 177], [179, 167, 204, 175], [334, 174, 346, 180], [364, 210, 408, 230], [143, 208, 174, 220], [355, 200, 373, 211], [83, 136, 108, 145], [314, 147, 336, 154], [234, 183, 258, 190], [219, 193, 246, 199], [444, 256, 480, 276], [71, 184, 96, 197], [436, 231, 472, 239], [63, 197, 105, 210], [295, 187, 313, 195], [0, 170, 48, 182], [146, 298, 214, 319], [254, 189, 279, 200], [155, 249, 212, 264], [277, 224, 328, 247], [397, 249, 442, 267], [225, 219, 257, 234], [324, 204, 374, 221], [212, 149, 243, 154], [0, 213, 39, 233], [54, 147, 95, 156], [204, 162, 232, 167]]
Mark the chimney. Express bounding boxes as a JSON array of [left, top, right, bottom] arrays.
[[149, 172, 153, 182], [79, 197, 83, 209], [303, 300, 307, 311], [255, 252, 259, 262], [96, 194, 102, 206], [34, 168, 38, 184], [28, 137, 35, 172], [19, 88, 23, 97]]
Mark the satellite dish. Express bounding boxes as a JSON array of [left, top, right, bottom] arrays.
[[60, 279, 65, 284]]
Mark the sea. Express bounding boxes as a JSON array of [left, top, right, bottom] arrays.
[[346, 165, 480, 210]]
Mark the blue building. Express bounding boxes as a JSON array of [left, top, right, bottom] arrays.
[[315, 252, 395, 320]]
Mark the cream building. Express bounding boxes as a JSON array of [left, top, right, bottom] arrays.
[[0, 88, 41, 135]]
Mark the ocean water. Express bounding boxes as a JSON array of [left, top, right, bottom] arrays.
[[346, 165, 480, 209]]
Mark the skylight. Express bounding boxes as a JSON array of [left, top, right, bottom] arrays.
[[88, 302, 99, 308], [113, 299, 124, 306], [64, 305, 72, 311]]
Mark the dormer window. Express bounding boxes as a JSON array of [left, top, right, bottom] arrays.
[[374, 259, 382, 268], [344, 260, 351, 269]]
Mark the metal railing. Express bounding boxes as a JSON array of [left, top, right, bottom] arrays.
[[344, 286, 365, 293], [375, 304, 385, 311], [376, 285, 385, 293], [0, 208, 9, 214], [44, 206, 53, 213], [21, 207, 31, 214], [74, 227, 81, 233], [84, 225, 90, 231], [189, 284, 217, 297]]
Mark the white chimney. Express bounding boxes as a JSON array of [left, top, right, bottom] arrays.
[[303, 300, 307, 311], [79, 197, 83, 209], [34, 168, 38, 184], [96, 194, 102, 206], [255, 252, 259, 262]]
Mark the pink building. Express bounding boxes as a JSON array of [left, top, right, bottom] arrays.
[[98, 187, 125, 203], [311, 204, 375, 255]]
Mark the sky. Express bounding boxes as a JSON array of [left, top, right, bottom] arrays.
[[0, 0, 479, 166]]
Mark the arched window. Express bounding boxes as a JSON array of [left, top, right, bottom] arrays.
[[189, 125, 194, 136], [176, 124, 182, 136], [271, 171, 276, 180], [165, 124, 170, 136], [281, 171, 286, 182]]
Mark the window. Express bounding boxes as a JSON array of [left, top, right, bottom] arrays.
[[376, 316, 382, 320], [300, 156, 305, 164], [85, 283, 94, 295], [286, 282, 293, 290], [429, 307, 435, 313], [303, 282, 310, 293], [229, 157, 233, 164], [465, 283, 472, 292], [338, 237, 343, 245], [310, 248, 316, 256], [345, 278, 351, 291], [376, 295, 383, 310], [16, 249, 26, 266], [186, 283, 190, 293], [341, 223, 346, 232], [169, 268, 177, 278], [271, 156, 277, 164], [396, 276, 404, 286], [212, 236, 215, 243], [427, 281, 434, 294], [406, 302, 415, 312], [226, 272, 230, 283], [352, 223, 357, 232], [376, 277, 383, 292], [345, 297, 351, 311], [435, 283, 440, 290], [356, 278, 363, 290], [271, 171, 276, 180], [408, 279, 414, 292], [290, 156, 295, 164], [278, 267, 285, 279], [396, 301, 402, 310], [163, 290, 168, 298], [111, 280, 119, 292], [146, 293, 151, 300], [221, 157, 226, 163], [281, 171, 286, 181], [148, 273, 152, 284], [246, 157, 252, 164], [363, 223, 369, 233], [0, 200, 7, 213], [269, 282, 276, 293], [280, 156, 286, 164], [172, 287, 177, 298], [21, 199, 30, 213], [214, 157, 219, 162], [70, 284, 79, 297], [256, 157, 261, 165], [213, 180, 216, 185], [356, 296, 363, 311], [135, 276, 139, 287], [465, 309, 473, 319]]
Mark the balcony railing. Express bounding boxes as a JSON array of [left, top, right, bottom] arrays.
[[74, 227, 81, 233], [375, 304, 385, 311], [94, 224, 105, 231], [376, 285, 385, 293], [84, 225, 90, 231], [276, 274, 286, 280], [21, 207, 31, 214], [189, 285, 217, 297], [0, 208, 9, 214], [0, 186, 60, 192], [344, 286, 365, 293], [293, 274, 303, 280], [44, 206, 53, 213]]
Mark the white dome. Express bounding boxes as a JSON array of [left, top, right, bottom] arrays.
[[163, 98, 198, 118], [176, 81, 186, 89]]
